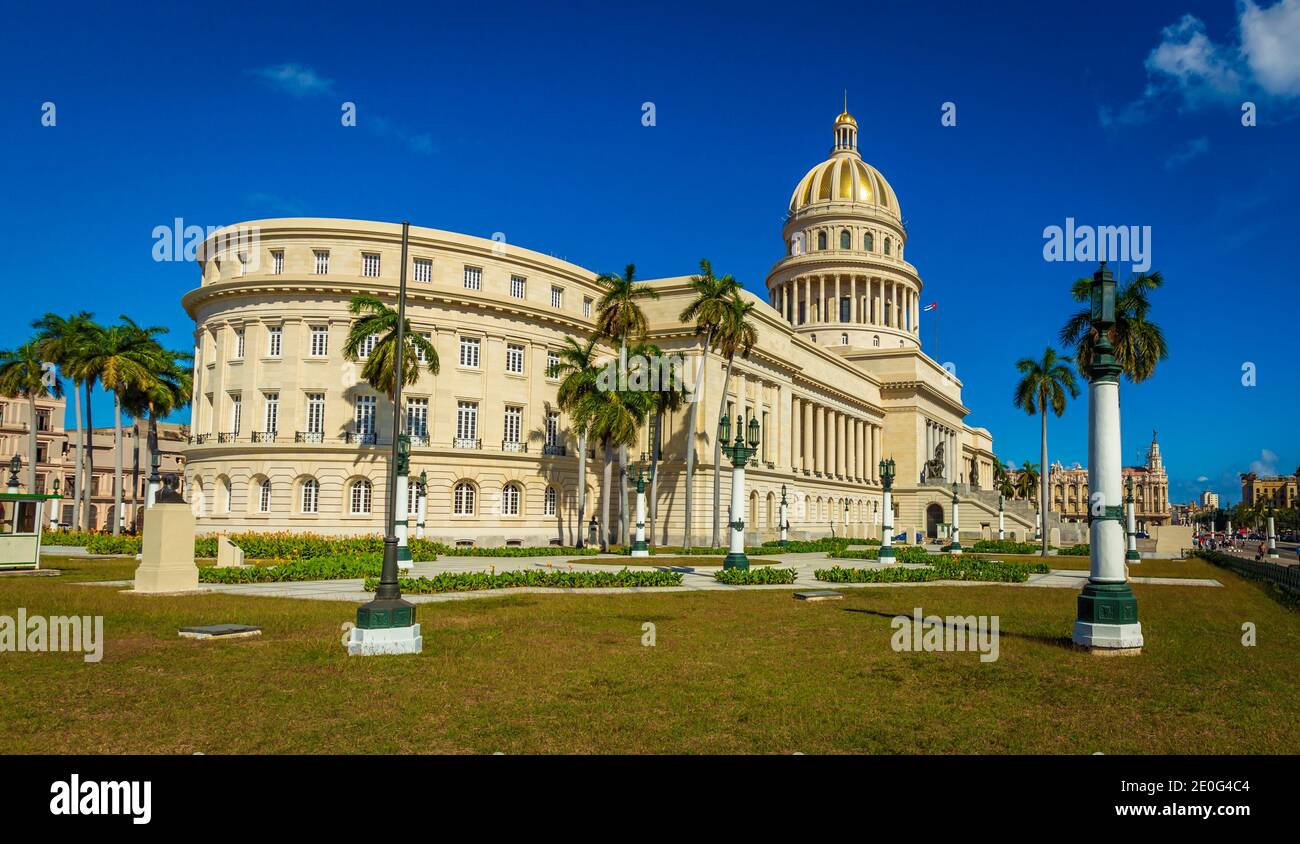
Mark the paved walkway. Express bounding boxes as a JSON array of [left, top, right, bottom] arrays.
[[119, 552, 1220, 605]]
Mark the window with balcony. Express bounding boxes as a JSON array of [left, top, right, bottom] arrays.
[[262, 391, 279, 434], [406, 397, 429, 441], [354, 395, 376, 437], [305, 393, 325, 436], [229, 393, 242, 435], [455, 401, 478, 446], [503, 406, 522, 450]]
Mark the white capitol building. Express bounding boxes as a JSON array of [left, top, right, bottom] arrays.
[[181, 108, 1049, 546]]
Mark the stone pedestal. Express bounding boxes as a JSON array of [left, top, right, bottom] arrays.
[[345, 623, 422, 655], [133, 502, 199, 593], [216, 536, 245, 568]]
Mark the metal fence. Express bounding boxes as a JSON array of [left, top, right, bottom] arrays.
[[1199, 551, 1300, 596]]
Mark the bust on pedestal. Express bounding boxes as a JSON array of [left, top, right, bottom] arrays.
[[133, 476, 201, 594]]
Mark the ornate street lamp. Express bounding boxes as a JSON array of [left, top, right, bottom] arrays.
[[146, 449, 162, 509], [416, 470, 428, 540], [1073, 263, 1142, 654], [50, 477, 62, 530], [842, 500, 849, 537], [879, 457, 896, 560], [1266, 501, 1278, 558], [778, 484, 789, 549], [949, 481, 963, 554], [394, 433, 413, 570], [347, 220, 420, 655], [1124, 476, 1140, 563], [719, 414, 760, 569], [7, 455, 21, 491], [997, 492, 1005, 540], [631, 463, 654, 557]]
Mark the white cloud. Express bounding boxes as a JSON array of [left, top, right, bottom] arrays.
[[1241, 0, 1300, 95], [1249, 448, 1280, 475], [1101, 1, 1300, 126], [1197, 475, 1210, 482], [251, 64, 335, 97], [1164, 135, 1210, 168]]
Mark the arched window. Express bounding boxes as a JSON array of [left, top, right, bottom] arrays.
[[258, 478, 272, 513], [817, 231, 827, 250], [350, 479, 372, 515], [544, 485, 557, 516], [218, 476, 231, 513], [502, 483, 521, 516], [884, 237, 892, 255], [864, 232, 874, 251], [454, 481, 476, 515], [872, 335, 880, 347], [407, 482, 419, 517], [839, 229, 851, 250], [301, 478, 319, 513], [841, 333, 849, 345], [810, 334, 817, 343]]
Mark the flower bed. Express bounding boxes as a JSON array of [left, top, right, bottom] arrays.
[[369, 567, 684, 593]]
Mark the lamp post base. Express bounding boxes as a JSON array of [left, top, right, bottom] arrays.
[[723, 552, 749, 570], [345, 623, 423, 656], [1125, 550, 1141, 562], [878, 546, 895, 561], [630, 540, 650, 558], [1073, 582, 1142, 653], [949, 542, 963, 555], [397, 544, 413, 571]]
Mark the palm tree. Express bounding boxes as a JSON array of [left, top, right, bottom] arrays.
[[626, 341, 690, 547], [992, 460, 1016, 499], [547, 335, 601, 546], [571, 380, 653, 551], [593, 264, 659, 545], [67, 318, 169, 534], [0, 342, 64, 492], [1013, 347, 1079, 555], [710, 291, 758, 546], [1059, 270, 1169, 382], [122, 352, 193, 515], [1015, 460, 1040, 502], [32, 311, 95, 527], [342, 296, 439, 402], [678, 260, 739, 547]]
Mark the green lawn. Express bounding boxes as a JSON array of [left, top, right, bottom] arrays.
[[2, 553, 1296, 754]]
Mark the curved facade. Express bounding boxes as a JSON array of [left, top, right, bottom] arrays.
[[181, 109, 1022, 547]]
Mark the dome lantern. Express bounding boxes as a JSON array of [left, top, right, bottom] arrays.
[[833, 91, 858, 153]]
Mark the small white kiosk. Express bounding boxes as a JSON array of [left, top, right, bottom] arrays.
[[0, 491, 60, 571]]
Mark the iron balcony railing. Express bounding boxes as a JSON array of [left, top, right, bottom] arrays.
[[408, 433, 430, 447], [252, 431, 277, 443], [218, 432, 237, 443], [296, 431, 324, 443], [501, 440, 527, 453], [542, 443, 567, 456], [346, 431, 379, 445], [188, 434, 211, 445], [453, 437, 481, 450]]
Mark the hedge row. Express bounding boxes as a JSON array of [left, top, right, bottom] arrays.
[[370, 567, 684, 593], [713, 567, 799, 585], [1057, 544, 1090, 556], [969, 539, 1049, 554], [831, 545, 934, 564], [815, 556, 1050, 584], [198, 554, 384, 584]]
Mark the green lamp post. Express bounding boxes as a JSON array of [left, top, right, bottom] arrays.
[[949, 481, 963, 554], [719, 413, 760, 570], [1073, 262, 1142, 654], [1266, 500, 1278, 559], [415, 469, 428, 539], [1124, 475, 1140, 562], [631, 463, 654, 557], [7, 455, 21, 491], [778, 484, 789, 548], [879, 457, 896, 560]]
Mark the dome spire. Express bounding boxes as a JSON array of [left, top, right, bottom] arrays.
[[833, 96, 858, 155]]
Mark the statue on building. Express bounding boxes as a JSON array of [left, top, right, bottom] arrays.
[[969, 460, 979, 489], [924, 441, 945, 482]]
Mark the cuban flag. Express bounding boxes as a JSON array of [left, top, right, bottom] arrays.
[[923, 302, 938, 312]]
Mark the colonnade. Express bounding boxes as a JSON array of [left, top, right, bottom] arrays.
[[770, 274, 919, 333], [789, 394, 882, 484]]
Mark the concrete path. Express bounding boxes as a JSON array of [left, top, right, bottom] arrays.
[[133, 552, 1220, 605]]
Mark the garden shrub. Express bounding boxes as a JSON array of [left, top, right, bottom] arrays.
[[370, 567, 683, 593], [713, 567, 798, 585]]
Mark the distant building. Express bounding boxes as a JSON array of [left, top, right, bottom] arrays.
[[1240, 472, 1297, 509], [0, 394, 69, 495], [1199, 490, 1219, 509]]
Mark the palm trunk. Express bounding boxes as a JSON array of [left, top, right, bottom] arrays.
[[83, 381, 94, 530], [618, 340, 630, 547], [649, 407, 662, 547], [710, 352, 737, 547], [601, 443, 613, 552], [1039, 406, 1049, 557], [113, 392, 123, 536], [72, 381, 83, 531], [26, 395, 37, 492], [681, 330, 712, 549], [575, 432, 587, 547]]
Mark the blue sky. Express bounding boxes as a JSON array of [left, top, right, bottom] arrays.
[[1, 0, 1297, 506]]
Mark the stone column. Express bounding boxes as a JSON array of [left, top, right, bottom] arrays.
[[803, 400, 814, 474], [812, 404, 823, 474], [790, 396, 800, 471], [847, 418, 857, 481]]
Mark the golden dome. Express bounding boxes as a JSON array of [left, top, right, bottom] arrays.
[[835, 110, 858, 126], [788, 155, 900, 217]]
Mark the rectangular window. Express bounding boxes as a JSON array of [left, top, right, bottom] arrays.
[[459, 336, 480, 368], [583, 297, 592, 318], [358, 333, 378, 359], [550, 286, 563, 309], [406, 397, 429, 439], [463, 266, 482, 290], [355, 395, 376, 435], [36, 409, 50, 431], [503, 406, 522, 444], [233, 328, 245, 359], [314, 250, 330, 274], [237, 253, 248, 276], [263, 391, 279, 434], [840, 297, 851, 322], [798, 302, 806, 324], [362, 252, 381, 277], [271, 250, 284, 274], [36, 444, 48, 463], [310, 326, 328, 357], [306, 393, 325, 434], [546, 350, 560, 378], [546, 411, 560, 447], [762, 410, 770, 461], [456, 401, 478, 441], [267, 326, 282, 358], [413, 331, 432, 363], [230, 393, 242, 435], [510, 275, 526, 298], [413, 257, 432, 283], [505, 342, 525, 374]]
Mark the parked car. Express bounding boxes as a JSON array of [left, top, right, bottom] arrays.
[[1135, 531, 1150, 539]]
